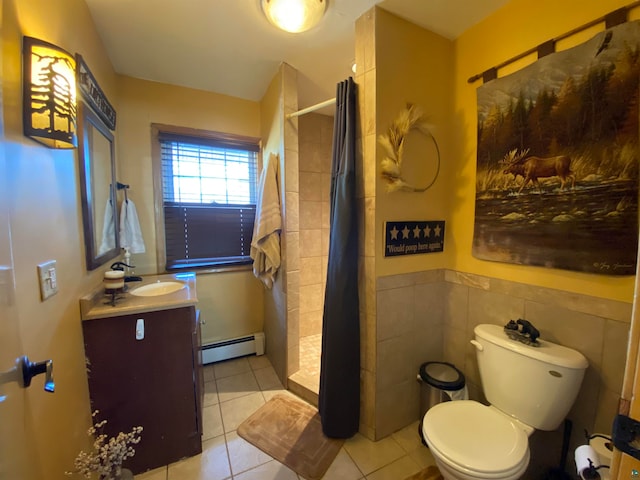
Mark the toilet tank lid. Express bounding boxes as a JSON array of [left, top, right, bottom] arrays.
[[475, 324, 588, 370]]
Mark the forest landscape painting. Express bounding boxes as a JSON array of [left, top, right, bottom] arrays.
[[473, 21, 639, 275]]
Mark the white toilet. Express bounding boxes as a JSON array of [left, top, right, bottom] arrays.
[[422, 323, 588, 480]]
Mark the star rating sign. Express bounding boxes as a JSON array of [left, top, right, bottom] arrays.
[[423, 225, 431, 237], [412, 225, 421, 238], [434, 224, 442, 237], [390, 226, 399, 240], [401, 225, 410, 239]]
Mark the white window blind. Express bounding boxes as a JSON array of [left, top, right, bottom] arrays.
[[159, 131, 258, 270]]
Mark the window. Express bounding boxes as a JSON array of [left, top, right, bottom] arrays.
[[153, 125, 259, 271]]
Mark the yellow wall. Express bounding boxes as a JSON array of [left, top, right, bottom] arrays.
[[2, 0, 117, 477], [115, 75, 265, 344], [451, 0, 638, 303], [375, 10, 456, 277]]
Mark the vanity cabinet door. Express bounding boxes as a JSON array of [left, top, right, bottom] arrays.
[[82, 306, 202, 474]]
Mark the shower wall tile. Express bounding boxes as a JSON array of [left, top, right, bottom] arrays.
[[299, 229, 322, 258], [320, 124, 334, 161], [285, 268, 299, 311], [299, 201, 322, 230], [359, 255, 376, 317], [363, 70, 376, 136], [363, 133, 376, 199], [364, 197, 375, 257], [300, 310, 323, 338], [358, 7, 376, 73], [299, 284, 324, 314], [287, 308, 299, 350], [284, 148, 299, 193], [360, 369, 376, 439], [321, 201, 330, 230], [299, 143, 323, 172], [282, 63, 298, 113], [299, 172, 322, 201], [284, 123, 298, 156], [321, 173, 331, 201], [284, 232, 299, 274], [300, 257, 322, 286], [284, 192, 299, 232], [321, 227, 330, 257], [361, 310, 377, 373]]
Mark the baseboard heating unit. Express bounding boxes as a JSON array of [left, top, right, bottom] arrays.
[[201, 332, 265, 364]]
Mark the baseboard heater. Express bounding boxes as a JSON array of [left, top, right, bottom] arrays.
[[201, 332, 265, 364]]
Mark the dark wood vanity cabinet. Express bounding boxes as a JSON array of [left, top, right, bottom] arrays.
[[82, 306, 203, 474]]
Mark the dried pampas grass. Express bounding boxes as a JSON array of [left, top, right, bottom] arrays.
[[379, 103, 440, 193]]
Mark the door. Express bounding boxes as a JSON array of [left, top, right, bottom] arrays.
[[0, 3, 38, 476]]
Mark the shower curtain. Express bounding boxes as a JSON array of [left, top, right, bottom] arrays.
[[318, 77, 360, 438]]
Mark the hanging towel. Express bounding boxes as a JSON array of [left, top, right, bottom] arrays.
[[250, 152, 282, 289], [98, 200, 116, 255], [119, 198, 146, 254]]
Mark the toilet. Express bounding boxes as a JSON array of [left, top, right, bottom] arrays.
[[422, 323, 588, 480]]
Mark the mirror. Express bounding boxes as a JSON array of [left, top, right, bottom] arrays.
[[78, 101, 119, 270]]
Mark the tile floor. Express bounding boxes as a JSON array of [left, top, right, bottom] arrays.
[[137, 354, 438, 480]]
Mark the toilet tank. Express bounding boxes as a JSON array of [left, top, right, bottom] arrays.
[[473, 323, 588, 431]]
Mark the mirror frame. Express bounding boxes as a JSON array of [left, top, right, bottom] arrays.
[[78, 101, 119, 270]]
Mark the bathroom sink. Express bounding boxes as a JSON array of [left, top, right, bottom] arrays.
[[129, 281, 186, 297]]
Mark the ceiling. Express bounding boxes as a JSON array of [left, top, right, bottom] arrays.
[[84, 0, 510, 113]]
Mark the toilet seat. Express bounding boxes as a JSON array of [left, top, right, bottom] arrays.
[[423, 400, 529, 479]]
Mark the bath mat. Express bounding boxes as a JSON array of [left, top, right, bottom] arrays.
[[405, 465, 444, 480], [237, 393, 343, 480]]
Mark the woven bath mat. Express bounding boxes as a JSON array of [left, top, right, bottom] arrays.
[[405, 465, 444, 480], [237, 393, 343, 480]]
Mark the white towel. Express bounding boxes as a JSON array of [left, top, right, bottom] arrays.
[[250, 152, 282, 289], [98, 200, 116, 255], [119, 199, 146, 254]]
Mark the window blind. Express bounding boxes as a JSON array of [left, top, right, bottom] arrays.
[[159, 132, 258, 270]]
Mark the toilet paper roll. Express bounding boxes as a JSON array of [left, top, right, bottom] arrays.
[[444, 385, 469, 401], [590, 435, 613, 463], [575, 445, 601, 479]]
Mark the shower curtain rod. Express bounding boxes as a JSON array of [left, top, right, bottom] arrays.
[[286, 98, 336, 119], [467, 0, 640, 84]]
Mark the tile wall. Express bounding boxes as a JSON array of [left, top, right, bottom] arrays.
[[376, 268, 631, 475], [298, 113, 333, 338]]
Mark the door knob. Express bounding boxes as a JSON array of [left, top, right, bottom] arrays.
[[19, 356, 55, 393]]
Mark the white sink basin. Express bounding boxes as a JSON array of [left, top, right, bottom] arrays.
[[129, 281, 186, 297]]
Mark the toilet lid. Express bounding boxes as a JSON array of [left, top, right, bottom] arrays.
[[423, 400, 529, 476]]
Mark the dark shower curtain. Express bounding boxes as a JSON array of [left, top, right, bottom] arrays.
[[318, 77, 360, 438]]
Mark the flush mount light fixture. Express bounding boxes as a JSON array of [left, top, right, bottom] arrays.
[[23, 36, 77, 149], [261, 0, 327, 33]]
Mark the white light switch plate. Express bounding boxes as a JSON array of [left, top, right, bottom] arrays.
[[37, 260, 58, 301]]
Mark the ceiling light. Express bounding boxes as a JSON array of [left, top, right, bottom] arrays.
[[261, 0, 327, 33]]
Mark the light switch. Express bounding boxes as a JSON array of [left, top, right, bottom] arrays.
[[37, 260, 58, 301]]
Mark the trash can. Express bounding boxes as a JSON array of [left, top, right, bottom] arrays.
[[417, 361, 465, 445]]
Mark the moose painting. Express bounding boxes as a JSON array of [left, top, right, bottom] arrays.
[[473, 21, 639, 275]]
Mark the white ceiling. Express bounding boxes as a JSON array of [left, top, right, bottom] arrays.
[[84, 0, 510, 112]]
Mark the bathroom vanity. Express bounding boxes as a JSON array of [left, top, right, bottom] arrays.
[[79, 273, 202, 474]]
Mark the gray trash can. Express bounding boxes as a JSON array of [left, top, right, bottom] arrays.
[[417, 361, 465, 445]]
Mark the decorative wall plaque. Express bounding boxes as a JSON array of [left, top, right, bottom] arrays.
[[76, 54, 116, 130], [384, 221, 445, 257]]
